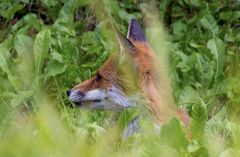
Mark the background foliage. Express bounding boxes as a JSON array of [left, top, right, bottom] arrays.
[[0, 0, 240, 157]]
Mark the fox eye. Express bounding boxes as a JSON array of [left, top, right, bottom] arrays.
[[95, 74, 102, 82]]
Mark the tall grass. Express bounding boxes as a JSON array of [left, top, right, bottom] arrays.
[[0, 0, 240, 157]]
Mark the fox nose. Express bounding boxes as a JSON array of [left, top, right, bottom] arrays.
[[66, 90, 71, 97]]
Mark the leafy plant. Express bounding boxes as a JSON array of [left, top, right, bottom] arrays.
[[0, 0, 240, 157]]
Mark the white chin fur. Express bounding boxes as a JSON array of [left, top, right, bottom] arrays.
[[82, 89, 107, 101], [68, 89, 107, 102], [81, 100, 124, 111], [69, 87, 132, 109], [107, 87, 132, 108]]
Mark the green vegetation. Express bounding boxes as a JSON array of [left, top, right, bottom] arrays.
[[0, 0, 240, 156]]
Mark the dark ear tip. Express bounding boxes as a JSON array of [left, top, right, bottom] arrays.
[[129, 18, 140, 30], [128, 19, 146, 42], [130, 18, 138, 23], [129, 19, 140, 29]]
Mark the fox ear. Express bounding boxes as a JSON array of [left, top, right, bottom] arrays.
[[115, 30, 136, 55], [127, 19, 146, 43]]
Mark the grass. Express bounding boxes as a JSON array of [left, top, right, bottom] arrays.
[[0, 0, 240, 157]]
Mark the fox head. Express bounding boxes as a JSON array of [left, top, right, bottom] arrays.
[[66, 56, 135, 110], [66, 19, 147, 110]]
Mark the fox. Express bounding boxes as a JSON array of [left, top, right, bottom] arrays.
[[66, 19, 190, 136]]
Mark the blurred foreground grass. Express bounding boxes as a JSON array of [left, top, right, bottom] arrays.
[[0, 0, 240, 157]]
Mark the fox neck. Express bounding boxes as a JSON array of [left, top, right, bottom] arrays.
[[139, 57, 189, 125], [140, 73, 176, 123], [133, 43, 180, 124]]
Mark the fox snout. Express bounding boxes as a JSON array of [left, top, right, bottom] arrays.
[[66, 87, 132, 110], [66, 90, 85, 98], [66, 89, 87, 107], [67, 89, 104, 104]]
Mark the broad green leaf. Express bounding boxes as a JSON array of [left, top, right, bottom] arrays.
[[15, 34, 34, 59], [0, 3, 23, 20], [235, 31, 240, 42], [80, 32, 95, 45], [53, 0, 86, 36], [200, 14, 219, 35], [220, 11, 240, 22], [178, 86, 198, 104], [42, 0, 58, 7], [176, 62, 191, 73], [11, 13, 41, 33], [172, 21, 187, 40], [207, 37, 225, 79], [34, 29, 51, 75], [175, 50, 191, 73], [0, 46, 19, 89], [0, 34, 14, 50], [23, 13, 41, 28], [159, 118, 189, 151], [214, 77, 240, 97], [194, 53, 214, 88], [214, 79, 228, 95], [0, 47, 12, 77], [51, 51, 63, 63], [14, 34, 34, 90], [191, 101, 207, 141], [191, 102, 207, 123], [44, 61, 67, 80]]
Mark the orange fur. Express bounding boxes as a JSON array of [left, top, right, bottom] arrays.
[[130, 41, 189, 125], [68, 19, 189, 127], [73, 56, 118, 92]]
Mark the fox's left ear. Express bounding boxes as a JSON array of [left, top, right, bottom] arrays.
[[115, 29, 137, 55], [127, 19, 147, 44], [114, 29, 137, 65]]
